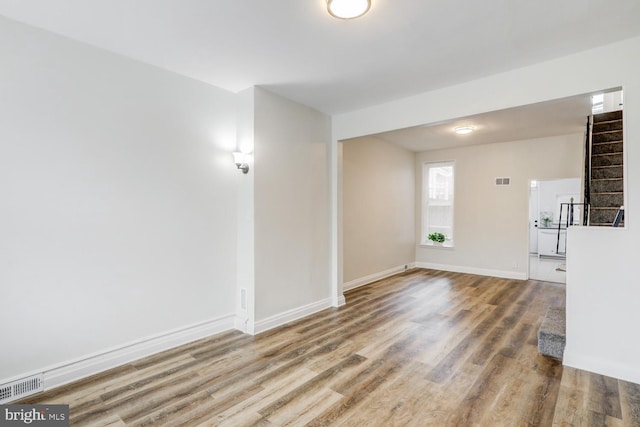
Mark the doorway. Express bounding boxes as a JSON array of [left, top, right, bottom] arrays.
[[528, 178, 581, 283]]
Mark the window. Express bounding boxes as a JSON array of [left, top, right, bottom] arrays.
[[592, 93, 604, 114], [422, 161, 454, 246]]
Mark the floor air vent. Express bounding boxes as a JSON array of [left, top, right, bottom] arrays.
[[0, 374, 44, 404]]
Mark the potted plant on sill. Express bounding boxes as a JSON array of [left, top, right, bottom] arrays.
[[428, 232, 446, 246]]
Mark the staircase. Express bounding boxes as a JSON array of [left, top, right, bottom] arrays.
[[538, 307, 566, 360], [589, 110, 624, 226], [537, 110, 624, 361]]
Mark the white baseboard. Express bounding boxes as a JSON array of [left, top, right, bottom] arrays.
[[234, 314, 248, 333], [253, 298, 333, 335], [415, 262, 527, 280], [343, 263, 416, 292], [563, 349, 640, 385], [13, 314, 235, 394]]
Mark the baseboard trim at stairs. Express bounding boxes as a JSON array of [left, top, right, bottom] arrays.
[[415, 262, 527, 280]]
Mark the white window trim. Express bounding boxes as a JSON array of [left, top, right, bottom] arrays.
[[421, 160, 455, 247]]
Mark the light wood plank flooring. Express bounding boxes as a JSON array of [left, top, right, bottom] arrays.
[[21, 269, 640, 426]]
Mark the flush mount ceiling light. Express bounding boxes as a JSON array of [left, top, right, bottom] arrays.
[[327, 0, 371, 19], [454, 126, 474, 135]]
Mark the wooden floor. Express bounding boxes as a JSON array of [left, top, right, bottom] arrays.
[[23, 269, 640, 426]]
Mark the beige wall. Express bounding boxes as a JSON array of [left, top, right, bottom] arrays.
[[415, 133, 583, 278], [342, 137, 415, 284]]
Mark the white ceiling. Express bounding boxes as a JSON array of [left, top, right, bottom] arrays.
[[368, 94, 595, 152], [0, 0, 639, 115]]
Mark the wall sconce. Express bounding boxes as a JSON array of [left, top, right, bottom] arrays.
[[232, 152, 249, 174]]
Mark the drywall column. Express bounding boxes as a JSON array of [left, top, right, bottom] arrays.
[[565, 80, 639, 383], [235, 88, 256, 334], [330, 134, 345, 306], [252, 88, 333, 331]]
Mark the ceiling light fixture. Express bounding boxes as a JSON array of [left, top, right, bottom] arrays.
[[454, 126, 474, 135], [327, 0, 371, 19]]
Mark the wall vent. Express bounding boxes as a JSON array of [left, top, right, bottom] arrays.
[[495, 177, 511, 186], [0, 374, 44, 404]]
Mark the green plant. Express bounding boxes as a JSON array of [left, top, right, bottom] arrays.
[[428, 232, 446, 244]]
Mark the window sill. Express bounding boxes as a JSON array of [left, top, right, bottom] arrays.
[[420, 242, 454, 249]]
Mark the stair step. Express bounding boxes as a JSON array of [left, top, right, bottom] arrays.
[[591, 141, 623, 155], [591, 165, 623, 179], [590, 192, 624, 207], [591, 153, 623, 167], [591, 178, 624, 193], [594, 110, 623, 122], [538, 307, 565, 360], [592, 130, 623, 143], [590, 221, 624, 227], [593, 120, 623, 133], [590, 207, 622, 225], [590, 110, 624, 227], [589, 208, 624, 227]]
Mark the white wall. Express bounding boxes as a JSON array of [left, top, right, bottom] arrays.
[[415, 134, 582, 279], [566, 228, 637, 382], [253, 88, 332, 326], [342, 136, 415, 285], [0, 17, 238, 383], [332, 35, 640, 383]]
